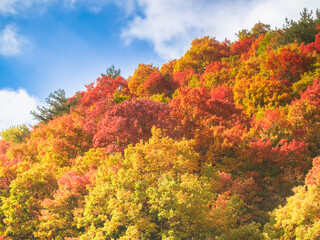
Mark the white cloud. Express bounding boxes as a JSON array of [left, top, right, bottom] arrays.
[[121, 0, 320, 59], [0, 0, 16, 15], [0, 0, 53, 15], [0, 0, 319, 60], [0, 24, 30, 56], [0, 0, 135, 15], [63, 0, 137, 15], [0, 89, 40, 131]]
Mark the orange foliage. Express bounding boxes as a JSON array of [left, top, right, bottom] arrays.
[[1, 16, 320, 238], [174, 37, 231, 73], [128, 63, 158, 96], [231, 37, 255, 57]]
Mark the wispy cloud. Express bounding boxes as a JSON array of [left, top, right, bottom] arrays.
[[0, 24, 30, 56], [0, 0, 318, 60], [121, 0, 320, 59], [0, 0, 135, 15], [0, 89, 40, 131], [0, 0, 17, 15], [0, 0, 54, 15]]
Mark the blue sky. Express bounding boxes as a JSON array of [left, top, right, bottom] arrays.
[[0, 0, 319, 130]]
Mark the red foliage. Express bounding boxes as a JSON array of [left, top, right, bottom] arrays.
[[254, 109, 306, 141], [173, 69, 199, 88], [41, 170, 92, 214], [265, 45, 314, 83], [200, 60, 236, 87], [256, 109, 288, 130], [301, 32, 320, 54], [236, 134, 309, 189], [203, 61, 224, 73], [245, 138, 307, 167], [246, 34, 266, 57], [215, 172, 262, 208], [290, 78, 320, 124], [56, 170, 91, 197], [231, 37, 255, 56], [78, 75, 128, 109], [27, 113, 92, 166], [299, 78, 320, 105], [0, 236, 12, 240], [1, 22, 319, 236], [247, 139, 273, 165], [0, 140, 10, 155], [71, 75, 128, 134], [94, 99, 175, 153], [170, 86, 247, 139], [210, 85, 234, 102], [142, 71, 176, 96], [0, 155, 19, 189]]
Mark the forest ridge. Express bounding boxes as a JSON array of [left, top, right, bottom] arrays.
[[0, 8, 320, 240]]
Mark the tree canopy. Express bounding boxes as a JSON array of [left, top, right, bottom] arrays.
[[1, 8, 320, 239]]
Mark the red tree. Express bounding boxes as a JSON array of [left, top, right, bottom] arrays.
[[231, 37, 255, 57], [170, 86, 247, 139], [93, 99, 175, 153], [301, 32, 320, 54], [71, 75, 128, 134], [142, 71, 176, 97]]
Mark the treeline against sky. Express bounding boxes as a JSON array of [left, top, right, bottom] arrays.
[[1, 8, 320, 240]]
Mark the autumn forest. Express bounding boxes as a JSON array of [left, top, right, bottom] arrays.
[[1, 8, 320, 240]]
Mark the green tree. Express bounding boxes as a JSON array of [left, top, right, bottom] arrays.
[[236, 22, 271, 41], [31, 89, 76, 124], [102, 64, 121, 79], [281, 8, 320, 44]]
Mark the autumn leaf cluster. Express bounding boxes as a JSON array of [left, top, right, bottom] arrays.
[[1, 8, 320, 240]]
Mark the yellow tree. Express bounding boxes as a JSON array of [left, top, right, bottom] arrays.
[[77, 129, 219, 239], [128, 63, 158, 97], [174, 37, 231, 74], [267, 156, 320, 240]]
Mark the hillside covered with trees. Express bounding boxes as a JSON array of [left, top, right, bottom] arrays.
[[1, 8, 320, 240]]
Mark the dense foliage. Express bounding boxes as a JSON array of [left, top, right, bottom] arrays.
[[1, 9, 320, 239]]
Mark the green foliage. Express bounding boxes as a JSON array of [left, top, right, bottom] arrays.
[[149, 93, 170, 103], [146, 173, 216, 239], [263, 217, 284, 240], [31, 89, 75, 124], [0, 125, 30, 144], [292, 69, 320, 97], [237, 22, 271, 41], [281, 8, 320, 44], [113, 90, 130, 104], [256, 31, 278, 54], [77, 129, 217, 239], [102, 64, 121, 79], [271, 185, 320, 240], [229, 222, 264, 240], [1, 165, 58, 239]]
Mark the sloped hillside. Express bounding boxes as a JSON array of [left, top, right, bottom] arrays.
[[1, 8, 320, 240]]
